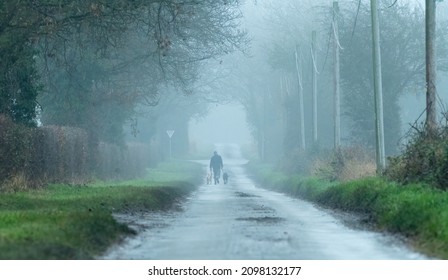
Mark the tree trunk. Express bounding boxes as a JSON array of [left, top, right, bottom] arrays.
[[426, 0, 437, 134], [311, 30, 318, 145]]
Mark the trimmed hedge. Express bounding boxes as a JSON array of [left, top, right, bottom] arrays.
[[1, 114, 154, 190], [0, 115, 37, 188]]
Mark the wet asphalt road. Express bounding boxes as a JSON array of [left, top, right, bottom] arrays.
[[101, 144, 426, 260]]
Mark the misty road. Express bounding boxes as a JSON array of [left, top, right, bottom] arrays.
[[101, 144, 426, 260]]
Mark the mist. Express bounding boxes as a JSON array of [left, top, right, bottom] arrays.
[[124, 0, 446, 162], [189, 104, 252, 149], [3, 0, 448, 180], [3, 0, 448, 263]]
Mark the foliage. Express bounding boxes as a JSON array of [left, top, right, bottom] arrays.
[[0, 24, 40, 125], [38, 55, 135, 146], [0, 114, 159, 190], [386, 120, 448, 190], [0, 118, 91, 189], [0, 115, 38, 188], [1, 0, 248, 145], [0, 117, 91, 190]]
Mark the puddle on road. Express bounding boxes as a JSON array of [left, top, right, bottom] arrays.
[[252, 204, 275, 212], [112, 211, 177, 233], [234, 191, 259, 198], [236, 216, 285, 224]]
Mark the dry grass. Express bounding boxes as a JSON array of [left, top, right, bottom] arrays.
[[339, 161, 376, 182], [0, 173, 41, 192], [310, 146, 376, 182]]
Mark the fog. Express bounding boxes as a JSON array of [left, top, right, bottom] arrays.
[[6, 0, 448, 262], [189, 104, 252, 149], [176, 0, 448, 159], [8, 0, 447, 167]]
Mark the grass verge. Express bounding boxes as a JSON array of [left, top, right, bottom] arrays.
[[245, 161, 448, 259], [0, 160, 202, 259]]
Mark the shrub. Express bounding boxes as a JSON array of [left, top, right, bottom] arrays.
[[96, 142, 151, 180], [39, 126, 89, 184], [386, 122, 448, 190], [0, 115, 36, 189], [1, 115, 154, 189]]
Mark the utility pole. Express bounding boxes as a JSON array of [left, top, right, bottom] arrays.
[[311, 30, 318, 145], [333, 2, 341, 149], [262, 89, 266, 161], [280, 77, 287, 149], [295, 46, 306, 151], [370, 0, 386, 172], [425, 0, 437, 135], [166, 130, 175, 160]]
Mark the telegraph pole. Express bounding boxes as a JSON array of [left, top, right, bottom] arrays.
[[370, 0, 386, 172], [295, 46, 306, 151], [333, 2, 341, 149], [166, 130, 175, 160], [311, 30, 318, 145], [425, 0, 437, 135]]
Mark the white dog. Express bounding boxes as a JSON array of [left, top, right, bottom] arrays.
[[206, 173, 212, 185], [223, 172, 229, 184]]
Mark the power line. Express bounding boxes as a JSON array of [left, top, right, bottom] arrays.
[[320, 21, 333, 73], [350, 0, 362, 42], [387, 0, 399, 9]]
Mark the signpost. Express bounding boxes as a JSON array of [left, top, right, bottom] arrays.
[[166, 130, 175, 160]]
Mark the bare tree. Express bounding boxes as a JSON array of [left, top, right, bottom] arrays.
[[33, 0, 249, 144]]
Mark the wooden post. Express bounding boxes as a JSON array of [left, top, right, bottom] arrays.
[[295, 46, 306, 151], [425, 0, 437, 134], [333, 2, 341, 149], [370, 0, 386, 172], [311, 30, 318, 145]]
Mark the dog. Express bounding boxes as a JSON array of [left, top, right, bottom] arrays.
[[223, 172, 229, 184], [206, 173, 212, 185]]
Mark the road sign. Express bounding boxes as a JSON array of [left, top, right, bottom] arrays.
[[166, 130, 175, 138]]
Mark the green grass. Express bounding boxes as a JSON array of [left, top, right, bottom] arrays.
[[0, 160, 203, 259], [245, 160, 448, 259], [91, 160, 203, 187]]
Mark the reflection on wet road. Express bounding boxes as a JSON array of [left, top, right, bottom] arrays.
[[101, 144, 426, 260]]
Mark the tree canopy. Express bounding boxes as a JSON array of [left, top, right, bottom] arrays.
[[1, 0, 248, 144]]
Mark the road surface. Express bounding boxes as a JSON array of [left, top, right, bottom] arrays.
[[101, 144, 426, 260]]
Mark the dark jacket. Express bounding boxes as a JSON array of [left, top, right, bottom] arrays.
[[210, 154, 223, 170]]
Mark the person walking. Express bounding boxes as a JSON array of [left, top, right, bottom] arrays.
[[209, 151, 223, 184]]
